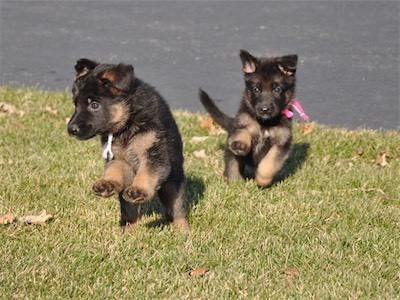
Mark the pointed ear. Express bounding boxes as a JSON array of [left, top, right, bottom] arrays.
[[277, 55, 298, 76], [75, 58, 98, 79], [239, 50, 258, 74], [98, 64, 134, 94]]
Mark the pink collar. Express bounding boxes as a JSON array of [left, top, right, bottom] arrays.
[[282, 99, 309, 121]]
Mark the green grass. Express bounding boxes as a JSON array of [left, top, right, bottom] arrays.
[[0, 86, 399, 299]]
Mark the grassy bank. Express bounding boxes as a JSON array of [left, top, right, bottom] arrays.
[[0, 87, 399, 299]]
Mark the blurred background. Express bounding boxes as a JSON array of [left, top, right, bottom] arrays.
[[1, 1, 399, 130]]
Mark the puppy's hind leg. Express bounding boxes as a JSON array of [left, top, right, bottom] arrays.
[[158, 180, 189, 233], [119, 193, 141, 227], [223, 150, 245, 183]]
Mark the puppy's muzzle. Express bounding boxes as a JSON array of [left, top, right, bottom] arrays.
[[260, 107, 271, 114], [258, 105, 275, 119], [67, 121, 95, 140], [68, 123, 80, 136]]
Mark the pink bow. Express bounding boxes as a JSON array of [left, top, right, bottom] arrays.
[[282, 99, 309, 121]]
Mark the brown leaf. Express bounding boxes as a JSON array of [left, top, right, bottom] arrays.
[[0, 102, 18, 114], [357, 146, 364, 156], [351, 146, 364, 160], [188, 268, 210, 278], [362, 187, 390, 199], [191, 136, 209, 143], [376, 153, 388, 167], [19, 210, 53, 225], [199, 116, 216, 134], [0, 102, 25, 117], [283, 267, 300, 278], [0, 213, 15, 225], [138, 242, 149, 249], [44, 106, 58, 115], [193, 149, 207, 159], [299, 123, 314, 136]]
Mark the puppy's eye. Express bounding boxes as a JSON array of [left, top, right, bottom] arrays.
[[101, 79, 111, 88], [90, 101, 100, 110], [253, 86, 261, 93], [273, 85, 283, 94]]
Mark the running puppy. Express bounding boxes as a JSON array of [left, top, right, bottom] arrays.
[[68, 59, 189, 231], [199, 50, 298, 187]]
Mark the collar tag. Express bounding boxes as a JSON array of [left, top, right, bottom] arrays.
[[102, 133, 114, 160]]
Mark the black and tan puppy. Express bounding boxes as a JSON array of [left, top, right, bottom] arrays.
[[68, 59, 189, 231], [200, 50, 298, 187]]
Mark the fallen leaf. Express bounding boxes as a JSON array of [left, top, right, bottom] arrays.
[[351, 146, 364, 160], [191, 136, 209, 143], [5, 234, 20, 239], [12, 121, 24, 129], [44, 106, 58, 115], [376, 153, 388, 167], [193, 149, 207, 158], [299, 123, 314, 136], [188, 268, 210, 278], [0, 102, 18, 115], [283, 267, 300, 278], [357, 146, 364, 156], [199, 116, 216, 134], [19, 210, 53, 225], [362, 187, 390, 199], [138, 242, 149, 249], [199, 116, 214, 130], [0, 213, 15, 225], [0, 102, 25, 117]]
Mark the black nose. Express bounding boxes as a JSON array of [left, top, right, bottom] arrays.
[[68, 123, 80, 136]]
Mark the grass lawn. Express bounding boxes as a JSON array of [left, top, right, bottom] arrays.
[[0, 86, 399, 299]]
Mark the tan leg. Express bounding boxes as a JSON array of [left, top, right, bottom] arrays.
[[255, 145, 289, 187], [228, 129, 252, 156], [158, 181, 189, 232], [93, 160, 132, 198], [173, 217, 190, 233], [122, 164, 163, 204]]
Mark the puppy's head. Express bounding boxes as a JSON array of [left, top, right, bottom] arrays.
[[67, 59, 134, 140], [240, 50, 298, 122]]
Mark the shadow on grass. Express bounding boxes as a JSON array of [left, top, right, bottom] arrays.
[[274, 142, 310, 184], [142, 176, 205, 229]]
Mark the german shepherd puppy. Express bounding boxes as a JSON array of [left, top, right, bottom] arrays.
[[199, 50, 298, 187], [68, 59, 189, 231]]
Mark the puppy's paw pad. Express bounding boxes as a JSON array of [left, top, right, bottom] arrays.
[[93, 179, 119, 197], [230, 141, 249, 155], [123, 187, 149, 204]]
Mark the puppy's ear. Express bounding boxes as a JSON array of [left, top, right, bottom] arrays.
[[98, 64, 135, 95], [75, 58, 98, 79], [277, 55, 298, 76], [239, 50, 258, 74]]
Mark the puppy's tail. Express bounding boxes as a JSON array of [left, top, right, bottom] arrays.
[[199, 89, 233, 130]]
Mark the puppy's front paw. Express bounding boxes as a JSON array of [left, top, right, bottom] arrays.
[[93, 179, 120, 198], [230, 140, 250, 156], [122, 186, 149, 204]]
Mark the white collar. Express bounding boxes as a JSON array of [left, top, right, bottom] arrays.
[[102, 133, 114, 160]]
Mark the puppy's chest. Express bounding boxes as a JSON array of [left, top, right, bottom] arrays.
[[103, 132, 157, 167], [253, 129, 271, 156]]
